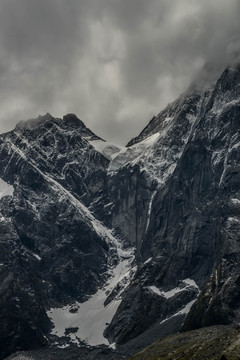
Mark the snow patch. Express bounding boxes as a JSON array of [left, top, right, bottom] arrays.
[[143, 257, 152, 265], [160, 299, 197, 325], [148, 285, 186, 299], [0, 178, 14, 199], [32, 253, 41, 261], [227, 216, 240, 223], [159, 299, 197, 326], [183, 278, 199, 289], [57, 344, 70, 349], [148, 278, 199, 299], [212, 99, 240, 115], [145, 190, 157, 233], [148, 286, 162, 296], [178, 299, 196, 315], [89, 140, 123, 161], [230, 198, 240, 206], [109, 133, 160, 171], [48, 242, 135, 347]]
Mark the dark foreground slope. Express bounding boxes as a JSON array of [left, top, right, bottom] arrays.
[[128, 325, 240, 360]]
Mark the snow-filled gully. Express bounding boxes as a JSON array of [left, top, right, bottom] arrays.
[[43, 175, 136, 348], [44, 175, 136, 348], [48, 243, 135, 348]]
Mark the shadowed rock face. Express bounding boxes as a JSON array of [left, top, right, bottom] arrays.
[[0, 114, 114, 359], [0, 65, 240, 358], [105, 65, 240, 344]]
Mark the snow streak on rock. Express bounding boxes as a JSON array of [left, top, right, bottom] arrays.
[[159, 300, 197, 325], [89, 139, 123, 161], [0, 178, 14, 199], [148, 278, 199, 299], [109, 133, 160, 172], [145, 190, 157, 234]]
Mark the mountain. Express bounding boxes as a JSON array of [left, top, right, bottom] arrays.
[[0, 113, 134, 358], [0, 63, 240, 360]]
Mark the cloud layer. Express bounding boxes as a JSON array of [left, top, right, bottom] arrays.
[[0, 0, 239, 144]]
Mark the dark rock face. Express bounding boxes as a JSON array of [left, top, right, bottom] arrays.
[[0, 114, 115, 359], [0, 65, 240, 359], [181, 65, 240, 331], [104, 64, 240, 344], [0, 113, 112, 302], [0, 197, 50, 359], [107, 164, 156, 250]]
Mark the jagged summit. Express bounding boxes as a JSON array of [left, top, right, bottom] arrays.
[[15, 112, 58, 131], [126, 62, 226, 148], [62, 113, 87, 128], [14, 112, 102, 141], [126, 62, 240, 150]]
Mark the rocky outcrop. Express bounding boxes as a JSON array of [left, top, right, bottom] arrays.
[[0, 114, 118, 358]]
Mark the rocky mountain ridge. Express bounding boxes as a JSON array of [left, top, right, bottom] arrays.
[[0, 63, 240, 359]]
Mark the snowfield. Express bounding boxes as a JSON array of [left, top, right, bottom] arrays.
[[0, 178, 14, 199], [89, 139, 123, 161], [148, 278, 199, 299], [48, 236, 135, 347]]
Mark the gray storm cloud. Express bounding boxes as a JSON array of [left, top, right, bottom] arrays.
[[0, 0, 239, 144]]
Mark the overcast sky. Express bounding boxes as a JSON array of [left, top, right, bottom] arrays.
[[0, 0, 239, 145]]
